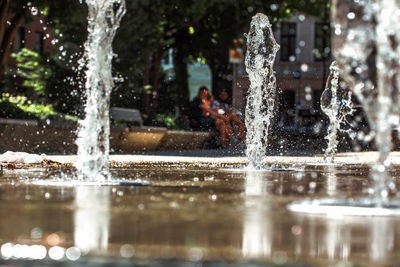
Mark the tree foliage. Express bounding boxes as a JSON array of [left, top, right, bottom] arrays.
[[3, 0, 328, 125], [112, 0, 328, 119]]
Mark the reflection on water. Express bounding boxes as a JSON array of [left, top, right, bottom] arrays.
[[242, 171, 271, 258], [369, 217, 394, 261], [291, 214, 400, 262], [323, 219, 348, 260], [74, 186, 110, 254], [326, 166, 337, 196], [0, 165, 400, 264]]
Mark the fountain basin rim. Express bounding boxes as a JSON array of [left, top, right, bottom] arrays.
[[288, 198, 400, 217]]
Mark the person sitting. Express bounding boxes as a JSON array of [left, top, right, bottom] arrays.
[[211, 89, 246, 143], [189, 86, 231, 147]]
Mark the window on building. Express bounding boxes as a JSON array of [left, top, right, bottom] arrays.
[[14, 27, 25, 52], [34, 31, 44, 53], [314, 23, 331, 61], [280, 22, 297, 62]]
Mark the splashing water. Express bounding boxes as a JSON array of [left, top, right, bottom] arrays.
[[320, 61, 353, 163], [75, 0, 126, 181], [245, 13, 279, 169], [332, 0, 400, 205]]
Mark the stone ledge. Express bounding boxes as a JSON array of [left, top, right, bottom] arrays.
[[158, 130, 212, 150], [0, 119, 212, 153]]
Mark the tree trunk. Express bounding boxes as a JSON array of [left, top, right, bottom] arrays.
[[173, 46, 189, 116], [0, 0, 10, 46], [150, 48, 163, 113], [142, 55, 151, 113]]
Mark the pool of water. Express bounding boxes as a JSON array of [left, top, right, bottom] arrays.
[[1, 163, 400, 265]]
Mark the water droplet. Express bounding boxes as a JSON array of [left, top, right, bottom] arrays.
[[297, 185, 304, 192], [188, 247, 203, 261], [48, 246, 65, 260], [309, 182, 316, 189], [66, 247, 81, 261], [291, 225, 302, 235], [300, 64, 309, 72], [30, 7, 38, 16], [295, 172, 303, 180], [30, 227, 43, 240], [204, 176, 214, 181], [169, 201, 179, 208], [29, 245, 47, 260], [120, 244, 134, 258], [347, 12, 356, 20], [1, 243, 14, 259]]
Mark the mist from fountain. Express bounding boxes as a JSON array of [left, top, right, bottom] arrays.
[[75, 0, 126, 181], [288, 0, 400, 216], [245, 13, 280, 169], [332, 0, 400, 205], [320, 61, 353, 163]]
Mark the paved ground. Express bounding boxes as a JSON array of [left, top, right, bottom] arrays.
[[42, 150, 400, 167], [2, 148, 400, 167]]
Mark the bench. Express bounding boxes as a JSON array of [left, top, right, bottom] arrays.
[[110, 107, 143, 127]]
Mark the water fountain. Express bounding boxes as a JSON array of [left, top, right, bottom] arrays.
[[3, 2, 400, 266], [245, 13, 279, 169], [289, 0, 400, 215], [320, 61, 353, 163], [75, 0, 126, 181]]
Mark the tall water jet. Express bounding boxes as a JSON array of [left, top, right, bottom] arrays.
[[332, 0, 400, 205], [245, 13, 279, 169], [320, 61, 353, 163], [288, 1, 400, 216], [75, 0, 126, 181]]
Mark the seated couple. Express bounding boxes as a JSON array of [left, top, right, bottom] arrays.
[[189, 86, 246, 147]]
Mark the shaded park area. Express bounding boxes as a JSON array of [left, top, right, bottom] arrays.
[[0, 0, 334, 153]]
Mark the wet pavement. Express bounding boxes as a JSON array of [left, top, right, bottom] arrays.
[[1, 162, 400, 266]]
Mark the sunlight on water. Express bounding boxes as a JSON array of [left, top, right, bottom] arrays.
[[332, 0, 400, 205], [320, 61, 353, 163], [245, 13, 279, 169], [75, 0, 126, 181]]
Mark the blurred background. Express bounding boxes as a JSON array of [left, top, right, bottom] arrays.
[[0, 0, 331, 131]]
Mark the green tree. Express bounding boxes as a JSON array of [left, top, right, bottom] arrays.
[[3, 0, 327, 122], [11, 48, 50, 98], [112, 0, 327, 119]]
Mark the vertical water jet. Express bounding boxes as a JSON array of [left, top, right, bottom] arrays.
[[245, 13, 279, 169], [75, 0, 126, 181], [332, 0, 400, 204], [321, 61, 353, 163]]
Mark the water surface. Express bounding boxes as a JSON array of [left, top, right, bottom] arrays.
[[1, 164, 400, 265]]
